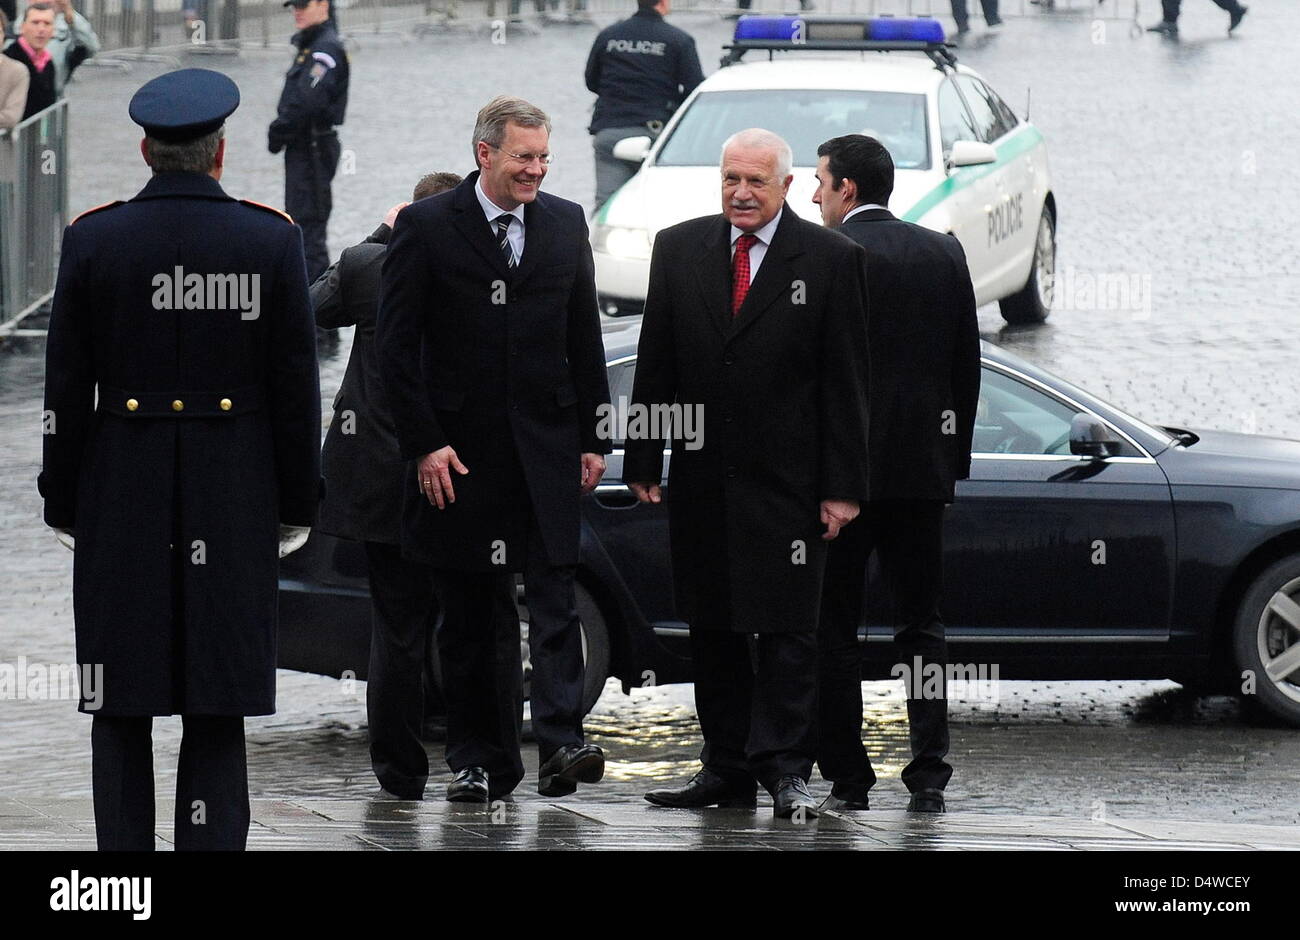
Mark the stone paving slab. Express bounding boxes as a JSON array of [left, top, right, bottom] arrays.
[[2, 797, 1296, 850]]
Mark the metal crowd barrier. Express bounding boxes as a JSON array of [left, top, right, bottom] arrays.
[[75, 0, 1140, 54], [0, 100, 69, 337]]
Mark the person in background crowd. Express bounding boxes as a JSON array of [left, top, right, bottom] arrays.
[[269, 0, 349, 282], [4, 3, 55, 120], [44, 0, 99, 94], [584, 0, 703, 212], [0, 12, 29, 128], [1148, 0, 1246, 36], [310, 170, 462, 802], [950, 0, 1002, 38]]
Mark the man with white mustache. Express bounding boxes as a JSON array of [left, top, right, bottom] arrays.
[[626, 128, 872, 819]]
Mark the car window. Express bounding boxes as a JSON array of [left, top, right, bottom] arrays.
[[937, 79, 978, 157], [974, 366, 1080, 455], [656, 89, 931, 171], [956, 75, 1011, 143], [983, 80, 1020, 134], [605, 358, 636, 448]]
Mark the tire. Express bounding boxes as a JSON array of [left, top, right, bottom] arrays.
[[999, 203, 1055, 325], [425, 577, 612, 719], [1232, 555, 1300, 727]]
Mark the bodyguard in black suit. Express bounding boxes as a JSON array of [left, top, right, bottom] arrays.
[[311, 171, 461, 800], [377, 97, 612, 802], [626, 128, 871, 819], [811, 134, 980, 814], [39, 69, 321, 850]]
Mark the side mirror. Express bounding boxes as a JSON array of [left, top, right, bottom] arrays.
[[1069, 413, 1121, 459], [946, 140, 997, 171], [612, 136, 653, 164]]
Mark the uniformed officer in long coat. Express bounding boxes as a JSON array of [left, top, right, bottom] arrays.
[[39, 68, 322, 851]]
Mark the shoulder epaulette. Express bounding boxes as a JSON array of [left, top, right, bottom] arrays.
[[70, 200, 125, 224], [240, 199, 295, 224]]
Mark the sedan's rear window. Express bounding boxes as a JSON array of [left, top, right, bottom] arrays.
[[655, 89, 931, 170]]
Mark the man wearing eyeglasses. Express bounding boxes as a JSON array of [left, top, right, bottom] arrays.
[[377, 96, 612, 804]]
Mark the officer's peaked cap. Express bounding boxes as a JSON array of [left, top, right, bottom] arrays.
[[129, 68, 240, 143]]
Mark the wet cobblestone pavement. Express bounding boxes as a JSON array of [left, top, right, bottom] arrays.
[[2, 1, 1299, 844]]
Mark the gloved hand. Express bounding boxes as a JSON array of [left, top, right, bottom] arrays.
[[278, 525, 311, 558]]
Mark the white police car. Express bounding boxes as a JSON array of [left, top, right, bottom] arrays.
[[592, 16, 1056, 325]]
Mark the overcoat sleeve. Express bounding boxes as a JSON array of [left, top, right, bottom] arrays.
[[817, 239, 872, 502], [376, 209, 447, 461], [268, 224, 323, 526], [39, 224, 95, 529], [624, 230, 677, 485], [567, 213, 613, 455], [949, 238, 981, 482]]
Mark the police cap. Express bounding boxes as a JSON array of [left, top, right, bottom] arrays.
[[129, 68, 240, 143]]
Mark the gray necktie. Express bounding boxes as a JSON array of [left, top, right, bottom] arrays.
[[495, 214, 516, 268]]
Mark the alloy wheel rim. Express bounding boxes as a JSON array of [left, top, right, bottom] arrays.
[[1035, 212, 1055, 310], [1256, 576, 1300, 704]]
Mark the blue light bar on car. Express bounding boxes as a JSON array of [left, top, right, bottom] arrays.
[[733, 15, 946, 45]]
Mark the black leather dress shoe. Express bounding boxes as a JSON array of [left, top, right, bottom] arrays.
[[644, 768, 758, 808], [447, 767, 490, 804], [817, 792, 870, 813], [907, 788, 946, 813], [537, 744, 605, 797], [773, 776, 819, 820]]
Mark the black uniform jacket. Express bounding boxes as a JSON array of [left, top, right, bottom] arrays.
[[584, 8, 704, 133], [312, 223, 404, 544], [268, 20, 348, 152], [623, 207, 871, 634], [837, 208, 980, 502], [39, 171, 321, 716], [376, 172, 612, 572]]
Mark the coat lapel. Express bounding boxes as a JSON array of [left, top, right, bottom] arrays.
[[727, 204, 804, 345], [513, 194, 551, 286], [692, 215, 733, 341], [451, 172, 514, 282]]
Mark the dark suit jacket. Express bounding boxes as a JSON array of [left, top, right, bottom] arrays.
[[623, 206, 871, 634], [376, 171, 612, 571], [837, 207, 980, 503], [312, 223, 404, 544], [3, 41, 56, 120], [39, 171, 320, 716]]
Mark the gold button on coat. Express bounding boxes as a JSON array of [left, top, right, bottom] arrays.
[[172, 399, 184, 412], [126, 398, 139, 412], [219, 398, 232, 411]]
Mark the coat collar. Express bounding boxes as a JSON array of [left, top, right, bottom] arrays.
[[130, 172, 235, 203], [840, 206, 894, 225], [694, 203, 804, 344], [451, 170, 552, 284]]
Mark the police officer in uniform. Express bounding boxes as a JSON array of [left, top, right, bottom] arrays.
[[40, 68, 322, 851], [584, 0, 703, 211], [269, 0, 349, 281]]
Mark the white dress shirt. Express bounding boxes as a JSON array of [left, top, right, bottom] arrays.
[[842, 203, 889, 224], [475, 175, 526, 265], [729, 207, 783, 286]]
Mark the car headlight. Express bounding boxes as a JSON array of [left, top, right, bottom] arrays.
[[593, 224, 652, 261]]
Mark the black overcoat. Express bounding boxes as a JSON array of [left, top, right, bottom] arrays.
[[376, 172, 611, 572], [312, 223, 404, 544], [39, 171, 322, 716], [837, 208, 980, 502], [623, 207, 871, 634]]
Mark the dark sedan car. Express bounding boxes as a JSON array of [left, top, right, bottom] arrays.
[[279, 320, 1300, 726]]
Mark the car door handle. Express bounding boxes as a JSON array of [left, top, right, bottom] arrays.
[[593, 485, 642, 509]]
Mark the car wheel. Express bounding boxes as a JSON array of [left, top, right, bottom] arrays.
[[1232, 556, 1300, 727], [999, 203, 1055, 325], [425, 577, 612, 718]]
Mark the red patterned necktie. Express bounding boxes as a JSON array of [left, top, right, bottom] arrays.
[[731, 233, 758, 317]]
